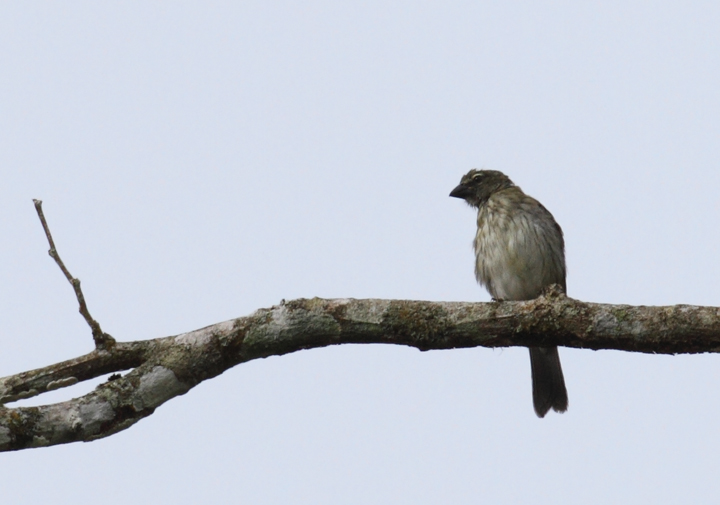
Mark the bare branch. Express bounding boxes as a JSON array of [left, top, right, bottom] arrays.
[[1, 293, 720, 452], [32, 200, 115, 350]]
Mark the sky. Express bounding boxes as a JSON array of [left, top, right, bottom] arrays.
[[1, 2, 720, 503]]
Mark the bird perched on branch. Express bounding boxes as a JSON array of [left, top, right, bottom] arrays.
[[450, 169, 568, 417]]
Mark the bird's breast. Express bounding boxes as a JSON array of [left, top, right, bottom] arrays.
[[474, 196, 565, 301]]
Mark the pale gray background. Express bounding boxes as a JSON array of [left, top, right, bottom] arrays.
[[2, 2, 720, 504]]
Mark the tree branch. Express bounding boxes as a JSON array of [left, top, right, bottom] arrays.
[[1, 292, 720, 452], [3, 202, 718, 452]]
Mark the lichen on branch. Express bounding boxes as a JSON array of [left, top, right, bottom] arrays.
[[2, 294, 720, 452]]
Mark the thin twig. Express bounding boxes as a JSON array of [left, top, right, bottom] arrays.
[[33, 199, 115, 349]]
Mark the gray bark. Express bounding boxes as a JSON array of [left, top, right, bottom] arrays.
[[2, 289, 719, 452]]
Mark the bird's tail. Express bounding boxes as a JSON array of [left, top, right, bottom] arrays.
[[529, 346, 568, 418]]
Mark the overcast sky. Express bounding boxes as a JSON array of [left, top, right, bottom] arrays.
[[2, 2, 720, 503]]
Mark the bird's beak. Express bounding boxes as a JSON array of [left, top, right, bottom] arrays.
[[449, 183, 471, 199]]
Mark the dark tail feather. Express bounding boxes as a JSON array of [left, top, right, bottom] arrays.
[[529, 346, 568, 418]]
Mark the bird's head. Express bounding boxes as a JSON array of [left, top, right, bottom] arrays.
[[449, 169, 515, 208]]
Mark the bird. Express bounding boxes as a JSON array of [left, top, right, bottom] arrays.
[[449, 169, 568, 417]]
